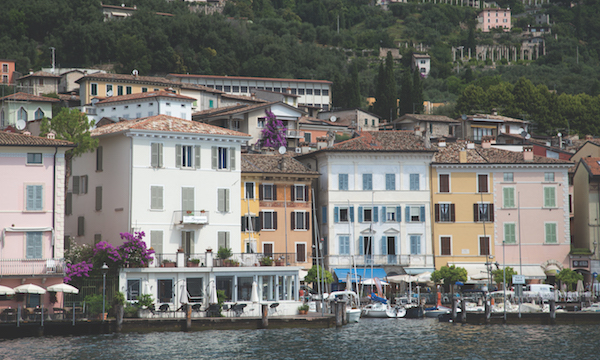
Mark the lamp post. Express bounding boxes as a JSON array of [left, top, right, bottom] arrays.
[[101, 262, 109, 322]]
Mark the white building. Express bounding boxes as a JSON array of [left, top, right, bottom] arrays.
[[412, 54, 431, 79], [297, 131, 437, 284]]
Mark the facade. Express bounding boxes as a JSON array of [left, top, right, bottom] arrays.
[[432, 140, 572, 286], [411, 54, 431, 78], [0, 131, 74, 309], [16, 71, 61, 96], [1, 59, 16, 85], [0, 92, 59, 130], [298, 116, 349, 150], [168, 73, 332, 111], [457, 112, 529, 143], [317, 108, 381, 132], [477, 8, 512, 32], [382, 114, 459, 139], [297, 130, 437, 283], [241, 154, 319, 270], [87, 91, 196, 123]]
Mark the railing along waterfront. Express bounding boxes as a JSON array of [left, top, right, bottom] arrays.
[[327, 254, 434, 267], [148, 252, 304, 268], [0, 258, 65, 276]]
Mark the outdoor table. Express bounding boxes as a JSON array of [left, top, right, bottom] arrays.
[[1, 308, 16, 322], [53, 307, 66, 320]]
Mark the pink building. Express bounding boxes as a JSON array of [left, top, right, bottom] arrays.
[[0, 131, 74, 310], [492, 146, 572, 284], [0, 59, 16, 85], [477, 8, 512, 32]]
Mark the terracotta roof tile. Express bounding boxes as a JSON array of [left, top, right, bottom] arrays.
[[242, 154, 318, 175], [91, 115, 251, 138], [17, 71, 60, 79], [193, 102, 277, 119], [0, 131, 74, 147], [169, 73, 333, 85], [396, 114, 459, 123], [329, 131, 435, 152], [96, 90, 195, 104], [433, 141, 573, 164], [299, 116, 347, 127], [221, 93, 268, 103], [467, 113, 526, 123], [76, 73, 179, 86], [0, 92, 59, 103], [582, 157, 600, 176], [179, 83, 224, 94]]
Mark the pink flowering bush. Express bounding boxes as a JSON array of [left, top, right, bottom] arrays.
[[118, 231, 155, 268], [64, 261, 93, 283], [93, 241, 123, 267], [260, 110, 286, 148]]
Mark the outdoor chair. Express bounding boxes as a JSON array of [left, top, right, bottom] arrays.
[[232, 303, 247, 317], [205, 303, 220, 317], [222, 304, 231, 317], [269, 302, 280, 316], [191, 304, 202, 312]]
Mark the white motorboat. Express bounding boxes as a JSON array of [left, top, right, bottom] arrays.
[[362, 302, 390, 318], [328, 290, 361, 323], [424, 305, 453, 318]]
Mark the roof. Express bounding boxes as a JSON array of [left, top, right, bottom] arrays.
[[432, 141, 573, 165], [0, 92, 60, 103], [169, 73, 333, 85], [221, 93, 268, 103], [412, 53, 430, 59], [395, 114, 459, 124], [193, 101, 289, 119], [580, 158, 600, 176], [308, 131, 436, 154], [467, 113, 526, 124], [179, 83, 224, 94], [95, 90, 195, 105], [76, 73, 179, 86], [241, 154, 318, 175], [91, 115, 251, 138], [299, 116, 347, 128], [0, 131, 74, 147], [58, 93, 80, 102], [253, 89, 300, 98], [17, 71, 60, 80]]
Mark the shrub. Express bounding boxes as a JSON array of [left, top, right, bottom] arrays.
[[84, 294, 111, 316]]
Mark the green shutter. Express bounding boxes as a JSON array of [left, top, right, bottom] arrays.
[[545, 223, 557, 243], [95, 186, 102, 211], [230, 147, 236, 170]]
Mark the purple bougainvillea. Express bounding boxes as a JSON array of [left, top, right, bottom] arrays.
[[118, 231, 155, 267], [260, 110, 286, 148], [64, 261, 93, 283], [93, 241, 123, 264]]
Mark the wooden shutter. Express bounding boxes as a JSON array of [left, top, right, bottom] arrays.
[[358, 206, 363, 222], [259, 184, 263, 200], [305, 212, 310, 230], [396, 206, 401, 222], [273, 211, 278, 230], [264, 243, 273, 256], [95, 186, 102, 211], [441, 237, 451, 255], [77, 216, 85, 236], [304, 185, 309, 202], [211, 146, 217, 169], [230, 147, 236, 170], [478, 174, 488, 193], [73, 176, 80, 195], [272, 184, 277, 200], [435, 204, 440, 222], [489, 204, 494, 222], [151, 143, 159, 167], [96, 146, 103, 171], [439, 174, 449, 192], [450, 204, 456, 222], [290, 212, 296, 230], [373, 206, 378, 223], [176, 144, 182, 168], [473, 204, 479, 222], [480, 236, 490, 255], [241, 216, 246, 231], [291, 185, 296, 201], [296, 243, 306, 262], [195, 145, 201, 169], [420, 206, 425, 222]]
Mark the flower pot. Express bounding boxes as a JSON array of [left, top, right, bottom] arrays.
[[299, 310, 308, 315], [275, 260, 285, 266], [163, 262, 176, 268], [187, 261, 199, 267]]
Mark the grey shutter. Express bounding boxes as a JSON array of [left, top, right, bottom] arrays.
[[151, 231, 163, 255], [225, 189, 229, 212], [218, 189, 225, 212], [66, 192, 72, 215], [397, 206, 401, 222], [420, 206, 425, 222], [189, 231, 195, 255], [176, 144, 182, 168], [26, 185, 34, 210], [230, 147, 236, 170], [291, 185, 296, 201], [241, 216, 246, 231], [212, 147, 218, 169], [77, 216, 85, 236], [304, 185, 309, 202], [305, 212, 310, 230], [82, 175, 88, 194], [95, 186, 102, 211], [182, 187, 194, 212], [151, 186, 163, 210], [373, 206, 378, 223], [259, 212, 264, 229], [151, 143, 159, 167], [291, 212, 296, 230], [158, 143, 163, 167], [96, 146, 103, 171], [34, 185, 43, 210], [73, 176, 80, 195], [195, 145, 201, 169]]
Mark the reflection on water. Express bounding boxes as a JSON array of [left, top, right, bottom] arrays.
[[1, 318, 599, 359]]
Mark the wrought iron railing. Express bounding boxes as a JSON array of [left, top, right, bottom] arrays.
[[173, 210, 209, 225], [327, 254, 434, 268]]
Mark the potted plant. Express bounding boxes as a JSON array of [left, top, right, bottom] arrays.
[[187, 258, 201, 267], [162, 259, 176, 267], [298, 304, 309, 315], [275, 257, 285, 266], [217, 246, 232, 266], [260, 256, 273, 266]]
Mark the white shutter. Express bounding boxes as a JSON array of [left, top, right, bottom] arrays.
[[176, 144, 182, 168], [230, 147, 236, 170], [211, 146, 217, 169], [195, 145, 201, 169]]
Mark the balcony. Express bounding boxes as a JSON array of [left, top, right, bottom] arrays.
[[0, 258, 65, 276], [173, 210, 209, 225], [327, 254, 434, 268], [285, 129, 303, 138], [148, 252, 306, 268]]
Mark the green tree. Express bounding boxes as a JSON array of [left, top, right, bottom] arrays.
[[492, 266, 518, 289], [347, 60, 362, 108], [398, 70, 413, 116], [40, 108, 98, 194], [373, 62, 387, 119], [384, 51, 397, 120], [412, 68, 424, 114], [556, 268, 584, 291], [431, 265, 467, 298], [305, 265, 333, 291], [455, 84, 487, 115]]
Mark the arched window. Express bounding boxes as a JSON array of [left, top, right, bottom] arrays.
[[17, 107, 27, 121], [35, 108, 44, 119]]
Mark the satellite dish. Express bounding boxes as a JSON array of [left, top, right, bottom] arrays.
[[461, 114, 467, 120], [132, 69, 139, 76], [278, 146, 286, 155], [107, 90, 113, 97], [330, 116, 337, 122], [557, 132, 562, 137], [16, 119, 26, 131], [525, 134, 531, 140]]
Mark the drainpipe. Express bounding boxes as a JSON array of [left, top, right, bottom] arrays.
[[52, 145, 58, 258]]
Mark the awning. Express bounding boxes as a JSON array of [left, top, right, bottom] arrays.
[[448, 263, 490, 283], [517, 265, 546, 280], [333, 268, 387, 283]]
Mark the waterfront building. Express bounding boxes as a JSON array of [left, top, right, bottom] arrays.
[[431, 139, 572, 286], [297, 130, 437, 286], [0, 131, 74, 309], [456, 111, 529, 143], [0, 92, 59, 130]]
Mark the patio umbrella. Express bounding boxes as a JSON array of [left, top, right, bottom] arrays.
[[14, 283, 46, 294], [250, 281, 259, 303], [180, 283, 188, 305], [577, 279, 585, 294], [0, 285, 15, 296], [46, 283, 79, 294], [361, 278, 389, 286], [209, 281, 217, 304]]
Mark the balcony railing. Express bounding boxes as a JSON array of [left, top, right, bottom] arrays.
[[285, 129, 302, 138], [327, 254, 434, 268], [173, 210, 209, 225], [0, 258, 65, 276], [146, 252, 307, 268]]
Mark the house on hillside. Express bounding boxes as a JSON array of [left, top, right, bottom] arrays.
[[0, 92, 59, 130], [16, 71, 60, 96], [382, 113, 459, 139], [411, 54, 431, 78], [1, 59, 17, 85], [456, 111, 529, 143], [477, 8, 512, 32], [317, 108, 381, 132]]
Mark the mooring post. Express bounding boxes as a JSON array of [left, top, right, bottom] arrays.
[[335, 301, 343, 327], [485, 298, 491, 324], [186, 304, 192, 331], [261, 304, 269, 328], [339, 300, 347, 325], [549, 299, 556, 325], [461, 297, 467, 324], [451, 297, 457, 322]]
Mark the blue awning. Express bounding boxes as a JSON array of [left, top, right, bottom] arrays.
[[333, 268, 387, 283]]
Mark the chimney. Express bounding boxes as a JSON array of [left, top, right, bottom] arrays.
[[481, 136, 495, 148], [586, 134, 593, 140], [466, 142, 475, 149], [46, 133, 55, 139], [317, 136, 327, 150], [459, 149, 467, 163], [523, 145, 534, 161], [491, 108, 498, 116], [23, 131, 31, 136], [438, 139, 446, 147], [414, 126, 422, 137]]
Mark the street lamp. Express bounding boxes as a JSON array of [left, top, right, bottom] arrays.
[[101, 262, 109, 322]]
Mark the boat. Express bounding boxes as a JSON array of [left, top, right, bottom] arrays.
[[362, 293, 407, 318], [328, 290, 361, 323], [424, 305, 453, 318], [404, 304, 424, 319]]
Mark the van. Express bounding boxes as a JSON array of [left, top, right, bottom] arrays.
[[524, 284, 554, 300]]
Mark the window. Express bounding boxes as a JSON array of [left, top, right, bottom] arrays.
[[241, 215, 260, 232], [117, 85, 123, 96], [363, 173, 372, 191], [304, 132, 312, 144], [151, 186, 163, 210], [339, 174, 349, 191], [439, 174, 450, 192], [293, 184, 307, 202], [187, 278, 203, 303], [504, 172, 513, 182], [106, 84, 113, 95], [224, 85, 231, 92], [2, 64, 7, 72], [77, 216, 85, 236], [218, 188, 230, 212], [410, 235, 421, 255], [245, 182, 255, 199], [296, 243, 306, 262], [473, 127, 493, 141], [474, 203, 494, 222], [95, 186, 102, 211], [260, 184, 276, 201], [151, 231, 163, 257], [478, 174, 488, 193], [435, 203, 455, 222], [257, 118, 265, 128], [263, 243, 273, 256], [65, 192, 72, 215], [142, 87, 148, 93], [91, 83, 97, 96], [503, 187, 515, 208], [216, 85, 223, 91], [385, 206, 399, 222], [306, 89, 313, 95], [544, 187, 556, 208], [545, 223, 557, 244], [406, 205, 425, 222], [26, 185, 43, 211], [240, 86, 248, 93], [26, 232, 43, 259], [27, 153, 42, 164], [158, 279, 173, 303], [386, 174, 395, 190], [94, 234, 101, 245], [176, 145, 200, 169], [298, 89, 305, 95], [96, 146, 103, 171], [216, 276, 233, 302], [209, 99, 214, 108], [218, 231, 230, 249], [126, 86, 132, 95], [182, 187, 194, 212], [291, 211, 310, 230], [127, 279, 140, 301], [260, 211, 277, 230], [504, 223, 516, 244], [315, 89, 321, 96], [479, 236, 490, 255], [339, 235, 350, 255], [151, 143, 163, 168], [34, 108, 44, 120], [212, 146, 235, 170], [545, 172, 555, 182], [440, 236, 451, 256], [17, 107, 27, 121], [362, 207, 373, 222], [360, 236, 373, 257], [410, 174, 420, 190]]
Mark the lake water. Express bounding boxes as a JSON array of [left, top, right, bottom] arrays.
[[1, 318, 598, 359]]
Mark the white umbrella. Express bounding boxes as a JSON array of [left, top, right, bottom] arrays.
[[46, 283, 79, 294], [14, 283, 46, 294], [180, 283, 188, 305], [209, 281, 217, 304], [577, 279, 585, 294], [0, 285, 15, 296], [361, 278, 389, 286], [250, 281, 259, 303]]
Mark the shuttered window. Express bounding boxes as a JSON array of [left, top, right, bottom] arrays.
[[218, 232, 230, 249], [439, 174, 450, 193], [385, 174, 395, 190], [296, 243, 306, 262], [218, 188, 230, 212], [544, 187, 556, 208], [77, 216, 85, 236], [182, 187, 194, 212], [479, 236, 490, 255], [545, 223, 557, 244], [26, 232, 43, 259], [339, 174, 348, 190], [95, 186, 102, 211], [478, 174, 488, 193], [440, 236, 451, 255], [65, 192, 72, 215], [72, 175, 80, 195], [410, 174, 420, 191], [503, 187, 515, 208], [96, 146, 103, 171], [151, 231, 163, 256], [504, 223, 516, 244], [26, 185, 43, 211], [151, 186, 163, 210], [410, 235, 421, 255], [151, 143, 163, 168], [362, 174, 372, 190], [339, 236, 350, 255]]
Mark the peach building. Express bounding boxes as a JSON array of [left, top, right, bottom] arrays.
[[477, 8, 512, 32]]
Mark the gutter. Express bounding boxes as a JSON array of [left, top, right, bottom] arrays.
[[52, 145, 57, 258]]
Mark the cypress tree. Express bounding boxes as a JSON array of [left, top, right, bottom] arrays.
[[384, 51, 397, 120], [373, 62, 387, 119], [399, 70, 412, 116], [412, 69, 424, 114], [347, 61, 361, 108]]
